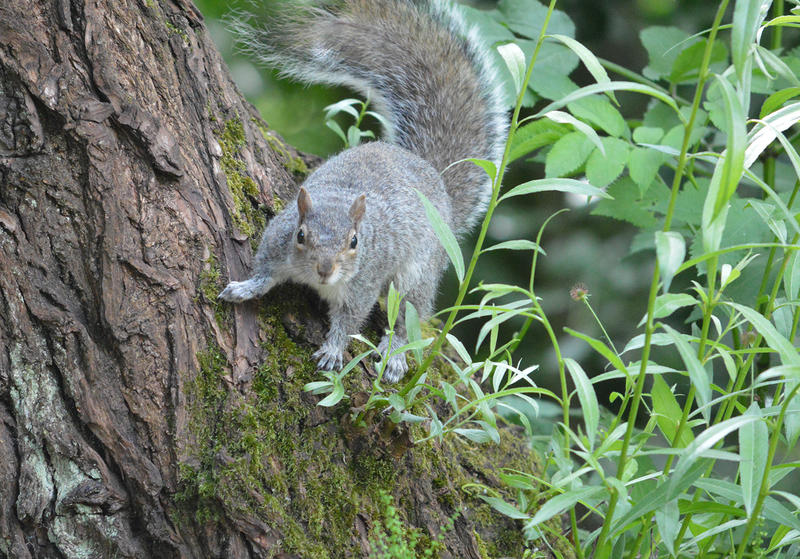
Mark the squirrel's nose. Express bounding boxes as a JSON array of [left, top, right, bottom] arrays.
[[317, 258, 334, 279]]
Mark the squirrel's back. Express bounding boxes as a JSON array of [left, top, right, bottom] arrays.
[[231, 0, 507, 236]]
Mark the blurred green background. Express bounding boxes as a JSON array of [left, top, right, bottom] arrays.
[[195, 0, 719, 407]]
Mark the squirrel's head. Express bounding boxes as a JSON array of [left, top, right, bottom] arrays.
[[292, 186, 366, 286]]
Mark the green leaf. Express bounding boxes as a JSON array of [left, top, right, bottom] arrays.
[[318, 377, 345, 407], [569, 95, 627, 138], [661, 323, 711, 422], [387, 282, 401, 329], [497, 42, 526, 94], [525, 486, 604, 529], [478, 495, 529, 520], [651, 375, 694, 448], [654, 498, 680, 557], [454, 428, 494, 444], [633, 126, 665, 144], [564, 328, 629, 383], [405, 301, 423, 365], [545, 132, 593, 177], [496, 0, 575, 40], [711, 75, 747, 217], [726, 302, 800, 366], [641, 293, 697, 327], [416, 190, 464, 282], [784, 250, 800, 301], [739, 402, 768, 516], [592, 178, 658, 228], [586, 138, 630, 188], [564, 358, 599, 448], [669, 39, 729, 83], [466, 158, 498, 182], [502, 177, 611, 201], [746, 102, 800, 168], [544, 110, 605, 154], [640, 26, 690, 80], [760, 87, 800, 118], [629, 147, 664, 195], [732, 0, 771, 83], [508, 118, 568, 162], [482, 239, 545, 254], [535, 81, 683, 122], [669, 415, 761, 498], [655, 231, 686, 293], [547, 34, 615, 102]]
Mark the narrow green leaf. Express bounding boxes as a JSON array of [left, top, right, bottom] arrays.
[[564, 358, 599, 449], [746, 102, 800, 168], [497, 42, 526, 94], [525, 486, 604, 529], [739, 402, 768, 516], [654, 498, 680, 557], [651, 375, 694, 448], [547, 34, 615, 102], [760, 87, 800, 118], [502, 178, 611, 201], [454, 428, 494, 444], [534, 81, 683, 123], [727, 302, 800, 366], [544, 110, 605, 154], [711, 75, 746, 218], [655, 231, 686, 293], [405, 301, 423, 364], [565, 328, 629, 382], [483, 239, 544, 254], [478, 495, 529, 520], [784, 250, 800, 301], [416, 190, 464, 282], [387, 282, 401, 329], [318, 378, 345, 407], [732, 0, 770, 83], [661, 323, 711, 422], [669, 415, 761, 497]]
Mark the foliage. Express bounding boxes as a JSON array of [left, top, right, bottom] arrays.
[[304, 0, 800, 557]]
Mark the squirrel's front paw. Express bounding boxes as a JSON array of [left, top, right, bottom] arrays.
[[218, 280, 252, 303], [313, 345, 344, 371]]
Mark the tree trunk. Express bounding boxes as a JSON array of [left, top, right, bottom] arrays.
[[0, 1, 551, 557]]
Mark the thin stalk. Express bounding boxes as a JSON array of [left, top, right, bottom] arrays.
[[592, 2, 731, 555], [734, 382, 800, 559]]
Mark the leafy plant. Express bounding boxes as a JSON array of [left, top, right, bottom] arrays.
[[304, 0, 800, 556]]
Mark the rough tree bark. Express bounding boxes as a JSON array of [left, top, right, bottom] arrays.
[[0, 1, 552, 558]]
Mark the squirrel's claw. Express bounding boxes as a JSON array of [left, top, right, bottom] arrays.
[[379, 353, 409, 384], [313, 346, 344, 372]]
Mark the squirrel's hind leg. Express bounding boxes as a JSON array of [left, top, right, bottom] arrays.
[[218, 276, 274, 302]]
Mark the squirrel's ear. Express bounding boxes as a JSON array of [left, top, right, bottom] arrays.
[[297, 187, 312, 220], [349, 194, 366, 225]]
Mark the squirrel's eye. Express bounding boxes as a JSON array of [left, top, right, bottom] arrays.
[[296, 229, 305, 244], [350, 234, 358, 249]]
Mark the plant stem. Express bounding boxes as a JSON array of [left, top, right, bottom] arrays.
[[592, 1, 731, 555]]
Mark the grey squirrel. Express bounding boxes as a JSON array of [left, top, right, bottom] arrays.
[[218, 0, 507, 383]]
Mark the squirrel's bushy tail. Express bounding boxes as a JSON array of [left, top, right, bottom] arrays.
[[231, 0, 508, 236]]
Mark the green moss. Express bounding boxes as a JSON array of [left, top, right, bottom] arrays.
[[165, 21, 189, 43], [197, 251, 229, 328], [252, 117, 309, 179], [216, 118, 268, 241]]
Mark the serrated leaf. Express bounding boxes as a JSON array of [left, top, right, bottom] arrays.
[[545, 132, 593, 177], [569, 95, 628, 137], [544, 110, 605, 154], [592, 178, 658, 228], [508, 118, 568, 162], [586, 138, 629, 188], [655, 231, 686, 293], [416, 190, 464, 282], [629, 147, 664, 195], [669, 39, 729, 83], [640, 26, 691, 80]]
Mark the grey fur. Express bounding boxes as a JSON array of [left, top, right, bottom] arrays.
[[220, 1, 507, 382]]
